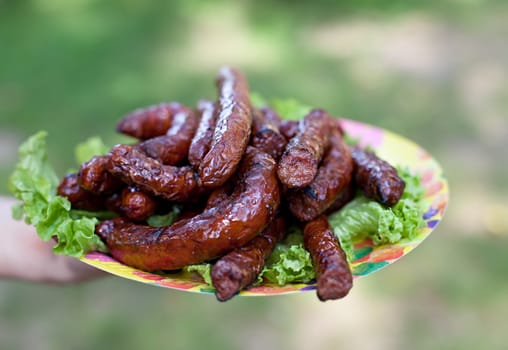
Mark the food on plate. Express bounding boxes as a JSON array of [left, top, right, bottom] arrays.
[[117, 102, 192, 140], [211, 215, 286, 302], [351, 146, 406, 206], [188, 100, 217, 168], [303, 215, 352, 301], [96, 146, 280, 271], [250, 107, 287, 160], [286, 127, 353, 221], [277, 109, 334, 189], [9, 66, 427, 302], [138, 106, 199, 165], [198, 67, 253, 188]]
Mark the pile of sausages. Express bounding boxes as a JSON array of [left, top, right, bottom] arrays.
[[57, 67, 406, 302]]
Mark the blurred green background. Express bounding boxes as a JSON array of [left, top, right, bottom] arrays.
[[1, 0, 507, 349]]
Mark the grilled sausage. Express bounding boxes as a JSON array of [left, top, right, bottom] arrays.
[[324, 183, 356, 215], [188, 100, 217, 168], [118, 187, 158, 222], [303, 215, 352, 301], [116, 103, 193, 140], [199, 67, 253, 188], [78, 155, 123, 194], [139, 107, 199, 165], [107, 144, 203, 202], [211, 215, 286, 301], [250, 108, 287, 160], [287, 128, 353, 221], [57, 173, 107, 211], [351, 146, 405, 206], [96, 146, 281, 271], [277, 109, 333, 188], [279, 120, 299, 141]]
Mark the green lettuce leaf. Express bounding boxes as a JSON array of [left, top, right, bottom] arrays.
[[258, 226, 315, 285], [74, 136, 109, 164], [183, 264, 212, 285], [328, 169, 425, 261], [8, 132, 106, 257], [271, 98, 312, 120], [146, 206, 181, 227]]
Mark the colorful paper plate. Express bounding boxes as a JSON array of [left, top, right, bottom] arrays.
[[80, 118, 449, 296]]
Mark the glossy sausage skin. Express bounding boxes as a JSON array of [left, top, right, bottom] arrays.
[[324, 183, 356, 215], [107, 144, 203, 202], [303, 215, 352, 301], [139, 107, 199, 165], [277, 109, 333, 188], [250, 108, 287, 161], [199, 67, 253, 188], [351, 146, 405, 206], [211, 216, 286, 301], [118, 187, 158, 222], [188, 100, 217, 168], [116, 103, 193, 140], [287, 128, 353, 221], [96, 147, 281, 271], [78, 155, 123, 194], [57, 173, 107, 211]]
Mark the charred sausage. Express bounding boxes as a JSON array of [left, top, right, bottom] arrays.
[[279, 120, 299, 141], [351, 146, 405, 206], [277, 109, 333, 188], [139, 107, 199, 165], [188, 100, 217, 168], [250, 108, 287, 160], [57, 173, 107, 211], [287, 128, 353, 221], [107, 144, 203, 202], [78, 155, 123, 194], [116, 103, 193, 140], [211, 215, 286, 301], [118, 187, 158, 222], [199, 67, 253, 188], [303, 215, 352, 301], [96, 146, 281, 271]]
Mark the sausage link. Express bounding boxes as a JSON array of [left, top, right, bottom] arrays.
[[78, 155, 123, 194], [188, 100, 217, 168], [250, 108, 287, 161], [324, 183, 356, 215], [57, 173, 107, 211], [116, 103, 193, 140], [287, 128, 353, 221], [277, 109, 333, 188], [279, 120, 299, 141], [303, 215, 352, 301], [199, 67, 253, 188], [211, 216, 286, 301], [107, 144, 203, 202], [351, 146, 405, 206], [118, 187, 158, 222], [96, 146, 281, 271], [139, 108, 199, 165]]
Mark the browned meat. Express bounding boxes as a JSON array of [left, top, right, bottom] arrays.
[[277, 109, 333, 188], [287, 128, 353, 221], [78, 155, 123, 194], [57, 173, 107, 211], [279, 120, 299, 141], [351, 146, 405, 206], [250, 108, 287, 160], [139, 107, 199, 165], [303, 215, 352, 301], [118, 187, 158, 222], [107, 144, 203, 202], [188, 100, 217, 168], [211, 215, 286, 301], [96, 146, 281, 271], [116, 103, 193, 140], [199, 67, 253, 188]]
